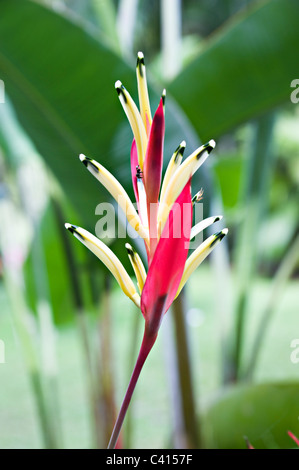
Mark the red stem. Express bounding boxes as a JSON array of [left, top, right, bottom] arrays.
[[107, 330, 157, 449]]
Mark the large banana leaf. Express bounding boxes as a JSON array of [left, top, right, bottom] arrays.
[[169, 0, 299, 141], [0, 0, 137, 227], [0, 0, 201, 230], [204, 382, 299, 449], [0, 0, 298, 225]]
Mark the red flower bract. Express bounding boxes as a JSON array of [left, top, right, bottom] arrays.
[[141, 179, 192, 336]]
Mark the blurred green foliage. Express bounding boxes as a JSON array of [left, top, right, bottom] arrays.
[[205, 382, 299, 449]]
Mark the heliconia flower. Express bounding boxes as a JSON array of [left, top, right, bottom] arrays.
[[65, 52, 228, 449]]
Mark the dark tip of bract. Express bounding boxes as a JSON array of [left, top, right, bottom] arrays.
[[210, 229, 227, 248], [80, 155, 99, 173], [205, 139, 216, 153], [162, 89, 166, 106], [115, 80, 127, 103], [196, 140, 216, 160], [125, 243, 134, 256], [174, 141, 185, 163], [137, 52, 144, 64], [174, 152, 181, 164], [65, 223, 85, 241], [137, 52, 145, 77], [65, 223, 77, 234], [178, 144, 186, 156], [174, 143, 181, 154]]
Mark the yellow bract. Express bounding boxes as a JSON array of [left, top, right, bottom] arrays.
[[65, 224, 141, 308], [175, 228, 228, 298], [158, 140, 216, 233], [159, 141, 185, 204], [136, 51, 152, 134], [126, 243, 147, 294], [79, 154, 149, 246], [115, 80, 148, 169], [190, 215, 223, 240]]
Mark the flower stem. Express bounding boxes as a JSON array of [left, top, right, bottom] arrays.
[[172, 293, 199, 448], [107, 330, 157, 449], [232, 113, 275, 380]]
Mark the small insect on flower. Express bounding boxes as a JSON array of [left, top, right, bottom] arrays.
[[136, 165, 143, 179], [65, 52, 228, 449]]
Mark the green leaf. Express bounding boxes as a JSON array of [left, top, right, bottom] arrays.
[[23, 202, 78, 325], [0, 0, 136, 228], [204, 382, 299, 449], [168, 0, 299, 141], [0, 0, 199, 233], [92, 0, 120, 52], [213, 153, 243, 210]]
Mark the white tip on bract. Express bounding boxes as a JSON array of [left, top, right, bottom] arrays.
[[137, 51, 144, 60], [65, 223, 71, 230], [209, 139, 216, 149], [115, 80, 122, 89], [181, 140, 186, 148], [190, 215, 223, 240], [79, 153, 86, 162], [222, 228, 229, 236]]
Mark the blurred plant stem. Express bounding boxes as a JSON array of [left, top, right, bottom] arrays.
[[245, 232, 299, 380], [92, 0, 120, 52], [124, 308, 142, 448], [30, 221, 62, 448], [231, 113, 276, 381], [0, 100, 62, 448], [96, 275, 119, 448], [160, 0, 199, 449], [161, 0, 182, 80], [54, 196, 120, 448], [3, 271, 54, 448], [172, 294, 199, 448], [52, 198, 105, 447], [117, 0, 139, 56], [209, 193, 234, 384]]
